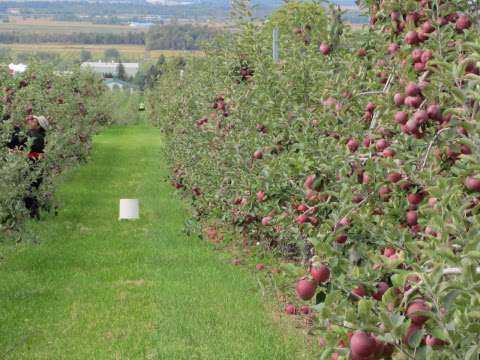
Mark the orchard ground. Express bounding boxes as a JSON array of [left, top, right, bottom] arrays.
[[0, 125, 316, 359]]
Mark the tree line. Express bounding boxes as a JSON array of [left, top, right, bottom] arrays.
[[0, 24, 219, 50], [146, 24, 219, 50], [0, 31, 145, 45]]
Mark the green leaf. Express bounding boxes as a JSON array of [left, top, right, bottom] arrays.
[[408, 328, 425, 349]]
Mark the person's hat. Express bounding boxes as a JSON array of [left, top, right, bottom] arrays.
[[33, 115, 49, 130]]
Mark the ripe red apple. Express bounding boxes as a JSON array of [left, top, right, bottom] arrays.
[[384, 247, 396, 257], [422, 21, 435, 33], [261, 216, 272, 226], [351, 286, 366, 299], [350, 331, 377, 357], [460, 144, 472, 155], [421, 50, 433, 63], [297, 203, 308, 212], [285, 303, 296, 315], [347, 138, 360, 153], [336, 233, 348, 244], [427, 104, 441, 121], [394, 111, 408, 125], [405, 31, 419, 45], [372, 282, 389, 301], [407, 192, 424, 205], [319, 42, 331, 55], [406, 210, 418, 226], [299, 305, 311, 315], [412, 49, 423, 63], [311, 263, 330, 283], [404, 95, 422, 109], [383, 148, 395, 158], [393, 93, 405, 107], [387, 172, 402, 183], [388, 43, 400, 55], [363, 136, 372, 148], [407, 300, 430, 325], [304, 175, 316, 189], [405, 118, 419, 133], [256, 263, 265, 271], [379, 186, 392, 200], [406, 82, 421, 96], [256, 191, 266, 202], [428, 197, 437, 208], [296, 277, 317, 300], [352, 195, 365, 204], [253, 150, 263, 159], [414, 62, 426, 72], [296, 214, 309, 224], [366, 102, 376, 113], [376, 139, 389, 152], [465, 176, 480, 191], [456, 15, 472, 30], [358, 48, 367, 57]]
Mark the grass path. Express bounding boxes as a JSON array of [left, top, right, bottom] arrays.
[[0, 126, 312, 360]]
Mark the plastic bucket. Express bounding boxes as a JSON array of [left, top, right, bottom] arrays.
[[119, 199, 139, 220]]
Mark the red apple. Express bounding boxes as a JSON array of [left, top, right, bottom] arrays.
[[347, 138, 360, 153], [285, 303, 296, 315], [406, 210, 418, 226], [456, 15, 472, 30], [465, 176, 480, 191], [407, 300, 430, 325], [253, 150, 263, 159], [311, 263, 330, 283], [373, 282, 389, 300], [296, 277, 317, 300], [350, 331, 377, 357], [319, 42, 331, 55], [395, 111, 408, 124], [387, 172, 402, 183]]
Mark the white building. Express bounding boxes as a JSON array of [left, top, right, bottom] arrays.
[[8, 63, 27, 76], [80, 61, 139, 78]]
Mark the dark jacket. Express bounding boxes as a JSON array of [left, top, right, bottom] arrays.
[[7, 127, 46, 160]]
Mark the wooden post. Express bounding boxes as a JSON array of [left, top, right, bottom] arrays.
[[273, 28, 280, 63]]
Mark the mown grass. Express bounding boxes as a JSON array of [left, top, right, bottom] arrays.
[[0, 125, 314, 359]]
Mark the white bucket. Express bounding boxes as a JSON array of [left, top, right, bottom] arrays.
[[119, 199, 139, 220]]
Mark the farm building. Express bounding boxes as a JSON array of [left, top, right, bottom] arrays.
[[81, 61, 139, 78], [104, 78, 135, 92]]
